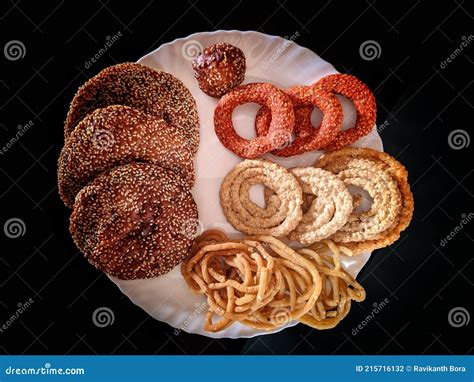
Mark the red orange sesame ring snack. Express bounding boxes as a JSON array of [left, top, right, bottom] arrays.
[[312, 74, 377, 151], [255, 96, 314, 141], [255, 85, 343, 156], [214, 83, 295, 159]]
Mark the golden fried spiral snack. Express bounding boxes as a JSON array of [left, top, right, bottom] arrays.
[[219, 159, 303, 237], [286, 167, 353, 244], [262, 167, 353, 244], [315, 148, 414, 255]]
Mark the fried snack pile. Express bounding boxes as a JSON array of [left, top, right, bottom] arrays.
[[219, 148, 414, 253], [299, 241, 365, 329], [182, 230, 365, 333]]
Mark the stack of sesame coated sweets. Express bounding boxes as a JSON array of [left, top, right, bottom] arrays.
[[57, 63, 200, 280]]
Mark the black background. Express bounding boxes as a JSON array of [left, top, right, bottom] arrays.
[[0, 0, 473, 355]]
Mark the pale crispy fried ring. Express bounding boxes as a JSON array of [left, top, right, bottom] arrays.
[[315, 147, 414, 255], [234, 173, 282, 222], [231, 167, 294, 229], [239, 175, 283, 219], [288, 167, 352, 244], [220, 159, 303, 237], [316, 161, 394, 234], [332, 161, 402, 239], [261, 166, 353, 244]]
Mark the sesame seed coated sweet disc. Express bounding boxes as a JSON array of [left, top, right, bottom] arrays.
[[64, 62, 200, 155]]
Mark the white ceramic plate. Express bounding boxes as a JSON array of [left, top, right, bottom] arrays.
[[109, 30, 383, 339]]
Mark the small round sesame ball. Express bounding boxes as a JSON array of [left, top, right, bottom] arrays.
[[192, 43, 246, 98]]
